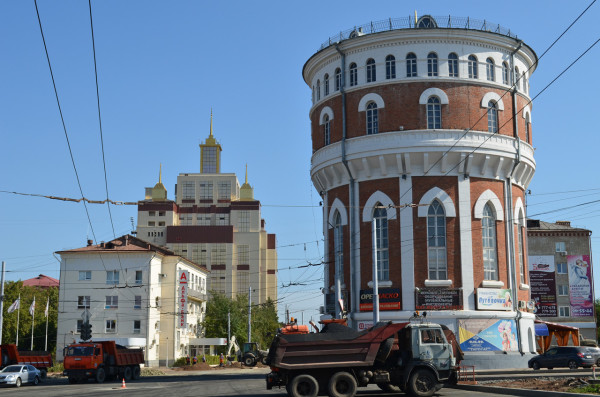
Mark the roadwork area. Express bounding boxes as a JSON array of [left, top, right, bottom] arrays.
[[481, 377, 598, 393]]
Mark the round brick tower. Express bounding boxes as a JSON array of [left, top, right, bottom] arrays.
[[304, 15, 537, 368]]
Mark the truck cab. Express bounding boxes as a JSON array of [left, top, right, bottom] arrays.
[[63, 343, 104, 383], [402, 324, 455, 383]]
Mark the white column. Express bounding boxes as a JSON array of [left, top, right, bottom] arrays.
[[323, 192, 330, 292], [352, 184, 361, 315], [458, 177, 475, 309], [400, 176, 415, 310]]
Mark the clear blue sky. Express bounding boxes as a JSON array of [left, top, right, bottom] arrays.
[[1, 1, 599, 323]]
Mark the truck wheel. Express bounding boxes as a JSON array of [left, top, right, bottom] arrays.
[[40, 369, 47, 380], [132, 365, 141, 380], [408, 369, 437, 397], [244, 355, 256, 367], [68, 376, 78, 384], [95, 368, 106, 384], [123, 366, 132, 381], [260, 356, 268, 365], [378, 383, 402, 393], [328, 372, 357, 397], [289, 374, 319, 397]]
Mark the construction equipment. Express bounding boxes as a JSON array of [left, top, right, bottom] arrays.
[[226, 336, 240, 362], [240, 342, 268, 367]]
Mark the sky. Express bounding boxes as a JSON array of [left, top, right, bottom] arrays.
[[1, 0, 600, 325]]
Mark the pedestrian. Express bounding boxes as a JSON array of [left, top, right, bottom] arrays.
[[186, 355, 191, 365], [219, 352, 224, 367], [202, 354, 206, 363], [193, 355, 198, 365]]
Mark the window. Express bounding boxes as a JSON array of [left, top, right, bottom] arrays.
[[468, 55, 478, 79], [148, 221, 155, 226], [237, 245, 249, 266], [135, 270, 143, 285], [210, 270, 225, 294], [555, 242, 566, 252], [373, 204, 389, 281], [77, 296, 90, 309], [216, 214, 229, 225], [105, 296, 118, 309], [427, 96, 441, 129], [197, 214, 211, 226], [427, 53, 438, 77], [212, 244, 226, 265], [366, 102, 378, 135], [366, 59, 376, 82], [559, 306, 570, 317], [133, 320, 141, 334], [239, 211, 250, 231], [502, 62, 509, 85], [323, 114, 330, 145], [237, 271, 249, 295], [158, 211, 165, 216], [482, 204, 498, 280], [525, 113, 531, 143], [385, 55, 396, 79], [182, 181, 195, 200], [518, 225, 525, 284], [335, 68, 341, 91], [106, 320, 116, 333], [486, 58, 495, 81], [557, 263, 567, 274], [515, 67, 520, 90], [76, 320, 83, 332], [349, 63, 357, 86], [558, 284, 569, 296], [427, 200, 447, 280], [202, 146, 217, 173], [149, 211, 156, 216], [199, 182, 213, 200], [78, 271, 91, 281], [522, 72, 527, 94], [487, 101, 498, 133], [448, 53, 459, 77], [421, 329, 443, 344], [106, 270, 119, 285], [316, 80, 320, 101], [406, 53, 417, 77], [333, 211, 344, 285], [324, 74, 329, 96], [218, 182, 231, 200], [134, 295, 142, 309]]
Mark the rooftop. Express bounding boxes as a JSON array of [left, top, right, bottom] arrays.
[[23, 274, 59, 288], [527, 219, 592, 233]]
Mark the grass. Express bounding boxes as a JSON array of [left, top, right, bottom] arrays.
[[570, 384, 600, 394]]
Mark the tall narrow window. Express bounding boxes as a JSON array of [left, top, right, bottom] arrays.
[[522, 72, 527, 94], [366, 58, 376, 82], [333, 211, 344, 285], [486, 58, 495, 81], [487, 101, 498, 133], [448, 53, 458, 77], [406, 53, 417, 77], [349, 63, 357, 86], [385, 55, 396, 79], [106, 270, 119, 285], [323, 114, 330, 145], [335, 68, 341, 91], [366, 102, 378, 135], [324, 74, 329, 96], [482, 204, 498, 280], [427, 200, 447, 280], [427, 96, 441, 129], [373, 204, 389, 281], [525, 113, 531, 143], [515, 67, 520, 90], [468, 55, 478, 79], [502, 62, 509, 85], [427, 53, 438, 77], [518, 223, 525, 284], [316, 80, 321, 101]]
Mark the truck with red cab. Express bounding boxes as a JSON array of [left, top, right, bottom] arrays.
[[0, 344, 52, 379]]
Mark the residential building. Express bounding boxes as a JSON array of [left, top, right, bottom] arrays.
[[305, 14, 537, 368], [136, 113, 278, 307], [23, 274, 59, 289], [527, 219, 596, 340]]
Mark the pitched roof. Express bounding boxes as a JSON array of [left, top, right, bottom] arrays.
[[56, 234, 174, 256], [23, 274, 59, 288]]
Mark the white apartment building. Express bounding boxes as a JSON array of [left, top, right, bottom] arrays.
[[56, 235, 209, 366]]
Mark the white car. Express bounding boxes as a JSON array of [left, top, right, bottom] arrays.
[[0, 365, 41, 387]]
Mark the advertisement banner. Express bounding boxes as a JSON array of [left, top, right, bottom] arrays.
[[359, 288, 401, 311], [476, 288, 512, 311], [568, 255, 593, 317], [459, 319, 519, 352], [178, 270, 189, 328], [528, 255, 557, 317], [415, 288, 462, 310]]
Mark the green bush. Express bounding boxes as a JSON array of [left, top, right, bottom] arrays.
[[48, 362, 64, 373], [171, 357, 188, 367]]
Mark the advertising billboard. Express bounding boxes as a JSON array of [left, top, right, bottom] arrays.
[[568, 255, 593, 317], [359, 288, 401, 311], [476, 288, 512, 311], [415, 288, 462, 310], [459, 319, 519, 352], [528, 255, 557, 317], [178, 270, 189, 329]]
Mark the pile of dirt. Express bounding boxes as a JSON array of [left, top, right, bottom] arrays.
[[487, 377, 594, 393], [173, 362, 212, 371]]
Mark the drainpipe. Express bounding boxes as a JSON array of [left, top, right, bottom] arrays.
[[335, 44, 358, 324]]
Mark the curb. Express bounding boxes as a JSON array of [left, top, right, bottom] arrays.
[[452, 384, 597, 397]]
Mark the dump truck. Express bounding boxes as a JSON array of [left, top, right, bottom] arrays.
[[0, 344, 53, 378], [266, 320, 459, 397], [63, 341, 144, 383]]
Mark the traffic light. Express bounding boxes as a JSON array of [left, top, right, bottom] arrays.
[[80, 322, 92, 341]]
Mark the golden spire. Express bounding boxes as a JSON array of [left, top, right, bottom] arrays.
[[240, 163, 254, 201], [159, 163, 162, 184], [245, 163, 248, 184], [152, 163, 167, 201], [210, 108, 213, 138]]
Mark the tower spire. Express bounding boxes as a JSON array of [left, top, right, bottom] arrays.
[[159, 163, 162, 184], [210, 108, 213, 138], [245, 163, 248, 184]]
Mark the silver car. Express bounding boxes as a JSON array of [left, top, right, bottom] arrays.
[[0, 365, 41, 387]]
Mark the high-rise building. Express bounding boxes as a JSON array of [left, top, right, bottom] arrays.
[[304, 14, 537, 368], [136, 113, 277, 306]]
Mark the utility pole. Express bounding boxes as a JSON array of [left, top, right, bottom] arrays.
[[227, 311, 231, 344], [0, 261, 5, 344], [372, 217, 380, 325], [247, 287, 251, 343]]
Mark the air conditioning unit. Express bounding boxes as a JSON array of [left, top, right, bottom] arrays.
[[159, 273, 167, 278], [518, 300, 527, 309]]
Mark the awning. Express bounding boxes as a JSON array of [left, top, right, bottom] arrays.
[[534, 323, 549, 336]]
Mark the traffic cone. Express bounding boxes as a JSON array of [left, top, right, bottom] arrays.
[[121, 378, 126, 389]]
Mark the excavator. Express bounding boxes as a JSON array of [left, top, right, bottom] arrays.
[[225, 335, 268, 366]]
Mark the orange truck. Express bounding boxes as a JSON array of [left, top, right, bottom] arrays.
[[63, 341, 144, 384], [0, 344, 53, 378]]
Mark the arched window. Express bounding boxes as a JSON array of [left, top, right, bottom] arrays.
[[518, 221, 525, 284], [349, 63, 357, 87], [333, 211, 344, 285], [427, 200, 447, 280], [373, 204, 389, 281], [525, 113, 531, 143], [312, 86, 315, 102], [448, 53, 458, 77], [316, 80, 321, 101], [487, 101, 498, 133], [385, 55, 396, 79], [522, 72, 527, 94], [427, 53, 438, 77], [366, 58, 376, 83], [324, 74, 329, 96], [502, 62, 509, 85], [482, 203, 498, 281], [468, 55, 478, 79], [366, 102, 378, 135], [486, 58, 495, 81], [515, 67, 520, 90], [427, 96, 441, 129], [335, 68, 342, 91], [323, 114, 330, 145], [406, 53, 417, 77]]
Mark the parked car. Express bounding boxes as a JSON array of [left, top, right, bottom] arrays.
[[0, 364, 41, 387], [585, 346, 600, 366], [528, 346, 595, 370]]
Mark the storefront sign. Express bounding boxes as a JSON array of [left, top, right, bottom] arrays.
[[415, 288, 462, 310], [528, 255, 557, 317], [359, 288, 401, 311], [459, 319, 519, 352], [568, 255, 593, 317], [179, 270, 189, 328], [476, 288, 512, 311]]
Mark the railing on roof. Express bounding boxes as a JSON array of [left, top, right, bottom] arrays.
[[318, 15, 518, 52]]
